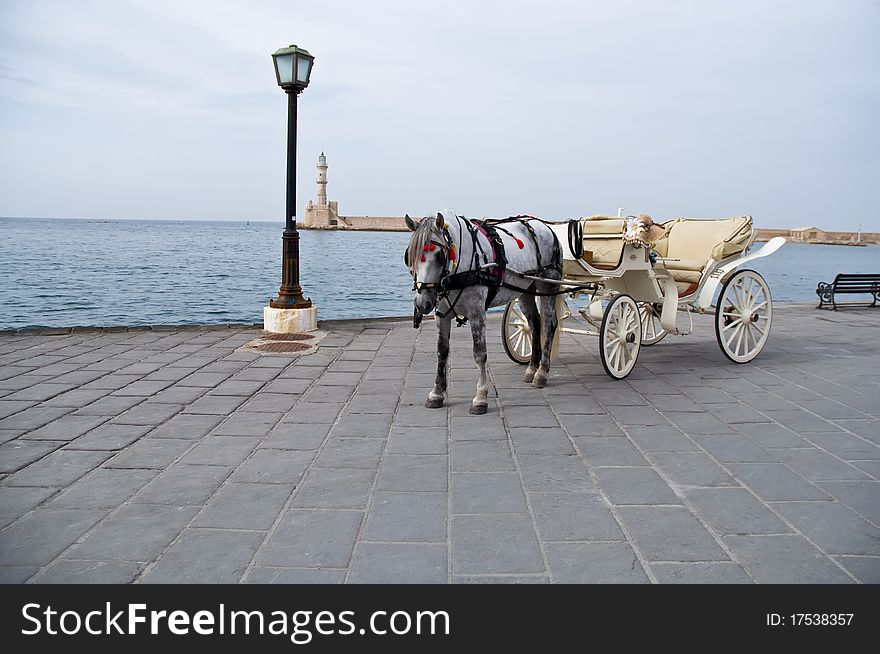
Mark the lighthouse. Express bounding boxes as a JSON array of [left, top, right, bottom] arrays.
[[316, 151, 328, 208]]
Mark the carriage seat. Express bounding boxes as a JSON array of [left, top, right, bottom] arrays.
[[579, 215, 627, 269], [651, 216, 753, 295]]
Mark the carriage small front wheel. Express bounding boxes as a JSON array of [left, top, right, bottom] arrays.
[[600, 294, 642, 379], [715, 269, 773, 363], [502, 298, 532, 364]]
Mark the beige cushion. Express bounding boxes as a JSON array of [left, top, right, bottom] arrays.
[[659, 216, 753, 263], [581, 215, 625, 236]]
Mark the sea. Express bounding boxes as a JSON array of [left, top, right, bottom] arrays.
[[1, 217, 877, 331]]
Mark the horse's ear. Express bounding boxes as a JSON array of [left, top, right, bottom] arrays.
[[404, 214, 418, 231], [435, 213, 444, 230]]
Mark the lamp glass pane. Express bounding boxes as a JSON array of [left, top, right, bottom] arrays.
[[296, 56, 311, 84], [275, 54, 294, 84]]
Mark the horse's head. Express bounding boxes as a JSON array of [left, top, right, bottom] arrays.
[[405, 212, 449, 319]]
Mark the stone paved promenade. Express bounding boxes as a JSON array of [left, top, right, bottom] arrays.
[[1, 306, 878, 583]]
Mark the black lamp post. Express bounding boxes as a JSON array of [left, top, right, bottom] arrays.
[[269, 44, 315, 310]]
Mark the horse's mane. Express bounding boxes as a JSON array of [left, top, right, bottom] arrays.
[[406, 217, 439, 272]]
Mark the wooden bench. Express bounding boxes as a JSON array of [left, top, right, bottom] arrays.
[[816, 273, 880, 310]]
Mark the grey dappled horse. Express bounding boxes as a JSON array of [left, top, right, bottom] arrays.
[[405, 210, 562, 414]]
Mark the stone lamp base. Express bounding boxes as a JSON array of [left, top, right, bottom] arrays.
[[263, 305, 318, 333]]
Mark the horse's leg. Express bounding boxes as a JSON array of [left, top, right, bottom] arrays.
[[426, 315, 452, 408], [518, 294, 543, 384], [469, 312, 490, 415], [533, 281, 561, 389]]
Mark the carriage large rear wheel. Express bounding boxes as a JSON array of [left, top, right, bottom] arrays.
[[638, 302, 667, 346], [599, 294, 642, 379], [715, 269, 772, 363], [502, 299, 533, 364]]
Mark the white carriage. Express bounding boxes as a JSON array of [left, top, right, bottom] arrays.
[[501, 214, 786, 379]]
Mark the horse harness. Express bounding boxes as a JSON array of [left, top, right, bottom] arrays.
[[409, 215, 563, 328]]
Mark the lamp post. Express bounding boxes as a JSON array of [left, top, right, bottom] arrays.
[[264, 44, 318, 333]]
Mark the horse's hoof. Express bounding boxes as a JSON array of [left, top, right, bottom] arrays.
[[425, 397, 445, 409], [522, 371, 535, 384], [469, 404, 488, 415], [532, 372, 548, 388]]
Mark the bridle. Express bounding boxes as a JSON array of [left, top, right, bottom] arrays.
[[406, 225, 458, 327]]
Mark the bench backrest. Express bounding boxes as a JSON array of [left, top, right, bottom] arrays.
[[833, 274, 880, 290]]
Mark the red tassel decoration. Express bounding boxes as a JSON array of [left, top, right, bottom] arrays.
[[420, 255, 426, 262], [448, 250, 456, 261], [516, 238, 524, 249], [423, 244, 429, 252], [429, 243, 436, 251]]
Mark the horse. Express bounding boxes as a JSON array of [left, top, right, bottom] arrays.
[[404, 209, 562, 415]]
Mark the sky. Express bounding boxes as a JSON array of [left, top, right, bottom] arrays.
[[1, 0, 878, 230]]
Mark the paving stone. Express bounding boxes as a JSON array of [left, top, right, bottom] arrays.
[[74, 395, 145, 416], [66, 423, 153, 450], [449, 416, 507, 440], [651, 562, 752, 584], [453, 575, 550, 584], [330, 413, 393, 439], [7, 449, 113, 487], [263, 423, 330, 450], [256, 509, 363, 568], [452, 514, 544, 574], [0, 486, 59, 529], [112, 380, 175, 397], [244, 567, 346, 584], [362, 491, 447, 542], [692, 434, 779, 463], [575, 436, 648, 467], [685, 488, 791, 535], [770, 501, 880, 555], [762, 409, 842, 433], [625, 426, 698, 452], [546, 542, 649, 583], [724, 535, 853, 583], [150, 386, 210, 404], [605, 406, 670, 427], [314, 438, 384, 469], [211, 380, 265, 396], [501, 405, 560, 428], [832, 556, 880, 583], [0, 439, 65, 473], [106, 438, 192, 469], [234, 449, 313, 484], [451, 472, 527, 514], [22, 415, 108, 441], [194, 483, 292, 530], [377, 454, 447, 492], [6, 383, 77, 402], [509, 428, 575, 455], [147, 413, 223, 439], [394, 405, 449, 428], [386, 426, 447, 455], [732, 422, 808, 448], [301, 385, 354, 403], [211, 411, 283, 437], [32, 560, 143, 584], [817, 481, 880, 524], [595, 467, 680, 505], [283, 402, 344, 424], [182, 394, 247, 415], [665, 411, 735, 435], [178, 436, 258, 466], [48, 468, 156, 509], [0, 406, 74, 431], [69, 504, 198, 562], [804, 433, 880, 461], [0, 566, 39, 583], [141, 529, 264, 583], [543, 394, 604, 415], [518, 455, 595, 493], [530, 492, 623, 541], [0, 508, 108, 566], [112, 402, 183, 426], [557, 414, 626, 437], [728, 463, 830, 501], [648, 452, 738, 488], [773, 448, 870, 482], [451, 441, 514, 471], [348, 543, 446, 584], [293, 468, 376, 509], [618, 506, 728, 562], [346, 393, 400, 415], [133, 464, 232, 505]]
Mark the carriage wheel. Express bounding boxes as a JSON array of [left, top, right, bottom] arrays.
[[638, 302, 667, 346], [502, 299, 532, 365], [599, 294, 642, 379], [715, 269, 772, 364]]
